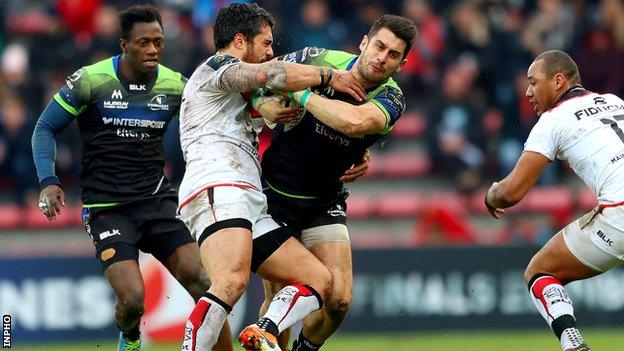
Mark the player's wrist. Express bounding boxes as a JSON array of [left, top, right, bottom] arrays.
[[289, 90, 312, 108], [40, 176, 61, 190], [319, 67, 333, 87]]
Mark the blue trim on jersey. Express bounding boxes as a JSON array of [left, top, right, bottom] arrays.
[[113, 54, 120, 73], [346, 56, 358, 70], [32, 99, 75, 188]]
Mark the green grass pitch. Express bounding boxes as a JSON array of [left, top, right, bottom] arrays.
[[15, 329, 623, 351]]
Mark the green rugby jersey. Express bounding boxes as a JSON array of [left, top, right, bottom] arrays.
[[54, 56, 185, 204], [262, 47, 406, 201]]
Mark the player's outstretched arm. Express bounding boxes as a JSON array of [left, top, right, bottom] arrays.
[[220, 61, 365, 101], [286, 90, 387, 137], [32, 100, 74, 220], [485, 151, 550, 219]]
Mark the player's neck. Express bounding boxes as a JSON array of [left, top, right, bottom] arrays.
[[350, 59, 377, 90], [118, 54, 154, 82]]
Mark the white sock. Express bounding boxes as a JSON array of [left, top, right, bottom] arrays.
[[529, 275, 584, 350], [261, 284, 321, 334], [182, 294, 230, 351]]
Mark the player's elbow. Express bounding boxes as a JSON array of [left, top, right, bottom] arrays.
[[343, 118, 383, 137], [342, 120, 366, 137]]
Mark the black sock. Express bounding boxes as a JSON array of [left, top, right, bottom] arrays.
[[256, 317, 279, 338], [552, 314, 577, 340], [119, 323, 140, 341], [292, 331, 321, 351]]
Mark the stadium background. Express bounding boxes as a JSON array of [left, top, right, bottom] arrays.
[[1, 0, 624, 349]]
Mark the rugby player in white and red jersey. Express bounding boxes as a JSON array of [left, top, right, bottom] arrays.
[[485, 49, 624, 351]]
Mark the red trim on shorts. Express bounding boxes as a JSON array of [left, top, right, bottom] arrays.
[[178, 182, 258, 212], [598, 200, 624, 212]]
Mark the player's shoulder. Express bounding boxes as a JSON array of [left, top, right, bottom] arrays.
[[320, 48, 356, 69], [74, 57, 117, 88], [205, 54, 240, 71], [155, 63, 186, 94]]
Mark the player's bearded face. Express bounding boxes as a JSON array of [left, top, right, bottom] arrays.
[[122, 21, 164, 75], [525, 59, 559, 116], [357, 28, 407, 84], [243, 25, 274, 64]]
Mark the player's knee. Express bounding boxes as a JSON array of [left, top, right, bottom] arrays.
[[313, 269, 334, 302], [116, 291, 145, 319], [220, 272, 249, 299], [327, 297, 351, 321], [176, 267, 211, 300]]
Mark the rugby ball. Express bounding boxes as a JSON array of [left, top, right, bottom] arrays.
[[264, 96, 306, 132]]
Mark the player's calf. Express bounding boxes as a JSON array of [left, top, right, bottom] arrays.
[[527, 273, 587, 351]]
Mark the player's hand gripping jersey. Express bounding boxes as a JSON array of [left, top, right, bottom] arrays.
[[262, 47, 405, 201], [54, 56, 185, 204], [524, 87, 624, 204], [178, 55, 266, 203]]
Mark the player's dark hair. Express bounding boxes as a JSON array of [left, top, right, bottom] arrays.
[[534, 50, 581, 85], [119, 4, 163, 40], [367, 14, 417, 59], [214, 3, 275, 50]]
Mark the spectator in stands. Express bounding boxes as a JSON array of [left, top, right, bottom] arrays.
[[292, 0, 347, 50], [0, 95, 38, 205], [521, 0, 577, 56], [427, 55, 486, 192]]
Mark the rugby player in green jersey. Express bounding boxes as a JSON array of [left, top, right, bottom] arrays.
[[254, 14, 417, 351], [31, 5, 232, 351]]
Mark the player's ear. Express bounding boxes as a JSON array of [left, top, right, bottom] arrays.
[[554, 72, 565, 90], [359, 35, 368, 52], [233, 33, 246, 50], [397, 58, 407, 72], [119, 38, 127, 53]]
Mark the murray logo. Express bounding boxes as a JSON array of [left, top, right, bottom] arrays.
[[111, 89, 123, 99], [129, 84, 146, 91], [148, 94, 169, 111], [104, 89, 129, 109]]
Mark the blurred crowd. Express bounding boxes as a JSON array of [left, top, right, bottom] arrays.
[[1, 0, 623, 212]]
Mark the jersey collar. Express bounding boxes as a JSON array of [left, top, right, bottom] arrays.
[[112, 55, 158, 93]]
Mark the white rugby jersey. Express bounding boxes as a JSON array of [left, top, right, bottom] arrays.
[[178, 54, 265, 204], [524, 87, 624, 204]]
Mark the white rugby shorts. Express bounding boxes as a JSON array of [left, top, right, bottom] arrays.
[[178, 184, 281, 242], [564, 206, 624, 272]]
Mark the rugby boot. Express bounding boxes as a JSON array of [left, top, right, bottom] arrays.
[[118, 332, 141, 351], [565, 343, 591, 351], [239, 324, 281, 351]]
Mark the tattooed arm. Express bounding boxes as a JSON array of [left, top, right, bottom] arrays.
[[219, 61, 366, 100]]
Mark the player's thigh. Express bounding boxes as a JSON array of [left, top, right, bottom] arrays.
[[162, 241, 207, 289], [256, 235, 330, 287], [200, 227, 253, 284], [104, 260, 145, 305], [526, 210, 623, 283]]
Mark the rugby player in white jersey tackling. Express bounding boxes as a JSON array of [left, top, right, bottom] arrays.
[[485, 49, 624, 351], [176, 3, 366, 351]]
